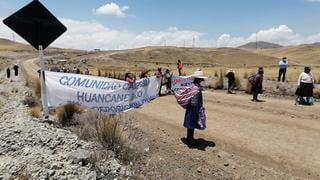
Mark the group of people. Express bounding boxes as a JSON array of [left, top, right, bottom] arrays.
[[223, 57, 315, 105], [181, 62, 317, 146], [48, 65, 83, 74], [277, 57, 315, 105], [125, 67, 173, 96], [6, 64, 19, 79]]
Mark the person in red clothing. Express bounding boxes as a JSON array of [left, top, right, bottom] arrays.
[[177, 59, 183, 76], [125, 72, 136, 84]]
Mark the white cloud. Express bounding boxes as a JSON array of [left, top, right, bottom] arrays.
[[214, 25, 316, 47], [95, 2, 129, 17], [1, 17, 320, 50]]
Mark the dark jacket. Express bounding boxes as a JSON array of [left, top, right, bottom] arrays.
[[184, 85, 202, 129], [225, 72, 235, 82], [251, 73, 263, 94]]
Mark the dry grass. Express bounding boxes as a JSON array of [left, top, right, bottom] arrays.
[[316, 74, 320, 84], [32, 79, 41, 98], [57, 103, 82, 126], [235, 76, 242, 89], [243, 71, 248, 79], [97, 68, 101, 76], [95, 114, 142, 164], [96, 115, 125, 150], [75, 111, 99, 140], [214, 70, 225, 89], [245, 81, 252, 94], [30, 106, 42, 118], [314, 89, 320, 99], [72, 111, 143, 164], [214, 71, 218, 77]]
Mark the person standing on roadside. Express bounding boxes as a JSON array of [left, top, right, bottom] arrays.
[[84, 68, 90, 75], [278, 57, 288, 82], [155, 67, 163, 96], [225, 69, 236, 94], [6, 67, 11, 79], [296, 66, 314, 105], [125, 72, 136, 84], [164, 69, 173, 94], [184, 69, 208, 145], [251, 67, 264, 102], [140, 68, 150, 79], [13, 64, 19, 76], [177, 59, 183, 76]]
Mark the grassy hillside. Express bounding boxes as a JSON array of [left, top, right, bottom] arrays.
[[245, 45, 320, 66], [0, 38, 33, 51]]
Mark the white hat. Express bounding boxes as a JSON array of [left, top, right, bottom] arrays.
[[190, 68, 208, 79]]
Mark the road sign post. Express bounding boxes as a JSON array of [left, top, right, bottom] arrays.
[[3, 0, 67, 120], [39, 45, 49, 118]]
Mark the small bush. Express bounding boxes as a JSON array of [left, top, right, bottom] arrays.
[[95, 114, 141, 164], [96, 115, 124, 150], [97, 69, 101, 76], [235, 76, 242, 89], [57, 103, 81, 126], [316, 74, 320, 84], [214, 70, 224, 89], [33, 79, 41, 98], [245, 81, 252, 94], [214, 71, 218, 77], [76, 111, 99, 140], [314, 89, 320, 99], [243, 71, 248, 79], [30, 106, 42, 118]]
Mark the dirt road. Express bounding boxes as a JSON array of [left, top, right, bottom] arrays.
[[21, 57, 320, 179], [129, 91, 320, 179]]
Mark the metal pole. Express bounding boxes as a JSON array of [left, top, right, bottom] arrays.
[[39, 45, 49, 119]]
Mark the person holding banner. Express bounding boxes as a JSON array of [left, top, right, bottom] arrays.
[[184, 69, 207, 145], [125, 72, 136, 84], [155, 67, 163, 96]]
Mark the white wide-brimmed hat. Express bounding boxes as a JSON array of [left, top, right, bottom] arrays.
[[190, 68, 208, 79]]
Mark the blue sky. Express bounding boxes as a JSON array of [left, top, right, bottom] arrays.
[[1, 0, 320, 50]]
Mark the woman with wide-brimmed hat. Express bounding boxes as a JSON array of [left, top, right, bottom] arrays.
[[184, 68, 207, 145]]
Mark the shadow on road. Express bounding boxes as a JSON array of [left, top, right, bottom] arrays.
[[180, 137, 216, 151]]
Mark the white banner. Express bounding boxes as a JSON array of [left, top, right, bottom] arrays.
[[45, 71, 161, 113], [171, 75, 194, 91]]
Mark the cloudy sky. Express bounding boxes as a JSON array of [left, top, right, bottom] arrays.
[[1, 0, 320, 50]]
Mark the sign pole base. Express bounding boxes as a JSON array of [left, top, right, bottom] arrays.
[[39, 45, 49, 119]]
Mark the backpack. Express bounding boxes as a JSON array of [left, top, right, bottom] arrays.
[[248, 74, 257, 84], [174, 85, 199, 109]]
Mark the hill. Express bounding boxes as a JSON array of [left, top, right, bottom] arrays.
[[238, 41, 283, 49], [244, 45, 320, 65], [0, 38, 33, 51], [69, 46, 279, 73]]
